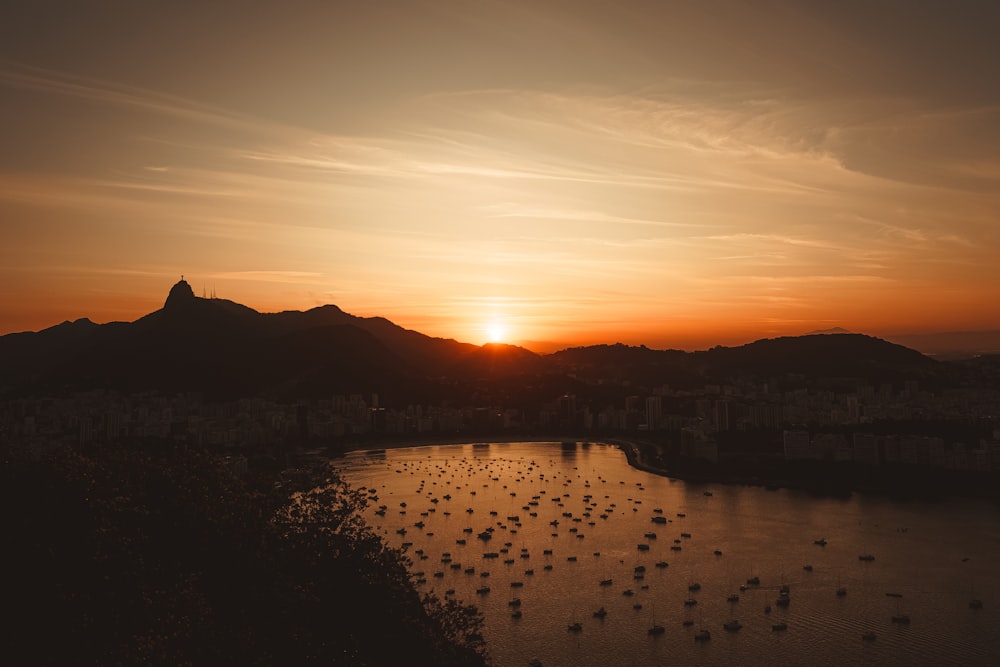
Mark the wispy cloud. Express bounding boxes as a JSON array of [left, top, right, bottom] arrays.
[[0, 61, 298, 139]]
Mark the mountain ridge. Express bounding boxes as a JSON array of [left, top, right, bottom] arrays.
[[0, 279, 950, 400]]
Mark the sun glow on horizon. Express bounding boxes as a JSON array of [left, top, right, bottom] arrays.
[[485, 321, 508, 344]]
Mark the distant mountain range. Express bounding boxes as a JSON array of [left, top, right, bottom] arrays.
[[0, 279, 973, 401]]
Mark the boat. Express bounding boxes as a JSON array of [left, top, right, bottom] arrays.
[[567, 622, 582, 633], [637, 543, 650, 551], [703, 491, 713, 496], [688, 582, 701, 591], [684, 598, 698, 606], [508, 598, 522, 607], [593, 607, 607, 619], [682, 619, 694, 627], [727, 594, 739, 603], [723, 620, 742, 632], [970, 599, 983, 609], [651, 516, 667, 524], [746, 575, 760, 586], [836, 586, 847, 597], [655, 561, 669, 568], [511, 609, 522, 619], [644, 532, 657, 539], [648, 624, 665, 636], [803, 564, 813, 572], [694, 630, 711, 642], [859, 553, 875, 562], [814, 538, 827, 546], [891, 600, 910, 624], [476, 586, 491, 594], [599, 578, 612, 586], [772, 622, 788, 631], [862, 631, 877, 641]]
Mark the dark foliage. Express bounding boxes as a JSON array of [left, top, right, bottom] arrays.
[[2, 443, 487, 666]]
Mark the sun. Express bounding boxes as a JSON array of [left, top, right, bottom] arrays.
[[486, 322, 507, 344]]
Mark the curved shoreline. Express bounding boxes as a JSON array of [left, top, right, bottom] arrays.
[[324, 437, 1000, 502], [327, 437, 667, 478]]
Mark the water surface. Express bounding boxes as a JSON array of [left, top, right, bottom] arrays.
[[334, 442, 1000, 666]]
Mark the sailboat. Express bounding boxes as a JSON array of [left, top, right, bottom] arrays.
[[692, 609, 710, 641], [970, 583, 983, 609], [647, 605, 665, 636], [567, 608, 583, 633], [891, 599, 910, 624]]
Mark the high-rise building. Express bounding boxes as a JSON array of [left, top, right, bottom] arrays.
[[645, 396, 662, 431]]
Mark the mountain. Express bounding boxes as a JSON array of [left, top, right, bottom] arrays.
[[0, 280, 945, 400], [549, 343, 701, 389], [696, 334, 936, 381], [805, 327, 852, 335], [0, 279, 543, 399]]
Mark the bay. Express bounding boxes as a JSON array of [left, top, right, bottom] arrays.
[[334, 441, 1000, 666]]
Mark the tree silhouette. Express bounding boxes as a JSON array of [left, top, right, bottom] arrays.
[[2, 442, 487, 665]]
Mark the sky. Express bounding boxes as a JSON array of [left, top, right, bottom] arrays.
[[2, 1, 999, 351]]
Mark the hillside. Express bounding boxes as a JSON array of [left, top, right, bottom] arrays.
[[0, 279, 950, 400]]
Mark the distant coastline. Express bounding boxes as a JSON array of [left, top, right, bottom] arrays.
[[327, 436, 1000, 503]]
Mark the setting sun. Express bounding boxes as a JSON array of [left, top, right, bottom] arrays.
[[486, 322, 507, 344]]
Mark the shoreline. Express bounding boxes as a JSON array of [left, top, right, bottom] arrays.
[[324, 437, 1000, 503], [326, 436, 673, 482]]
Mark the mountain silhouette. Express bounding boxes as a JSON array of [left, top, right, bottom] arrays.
[[696, 334, 935, 380], [0, 280, 545, 399], [0, 280, 945, 399]]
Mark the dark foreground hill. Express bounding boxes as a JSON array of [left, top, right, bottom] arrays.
[[2, 441, 487, 665]]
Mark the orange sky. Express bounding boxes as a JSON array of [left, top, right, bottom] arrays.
[[2, 1, 999, 350]]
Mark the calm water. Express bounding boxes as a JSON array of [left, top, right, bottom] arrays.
[[333, 442, 1000, 667]]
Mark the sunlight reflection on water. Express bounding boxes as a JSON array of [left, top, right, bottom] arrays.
[[335, 442, 1000, 667]]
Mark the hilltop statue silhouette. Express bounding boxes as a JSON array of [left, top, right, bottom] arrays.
[[164, 276, 196, 309]]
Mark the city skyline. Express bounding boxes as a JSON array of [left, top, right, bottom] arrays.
[[3, 1, 999, 350]]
